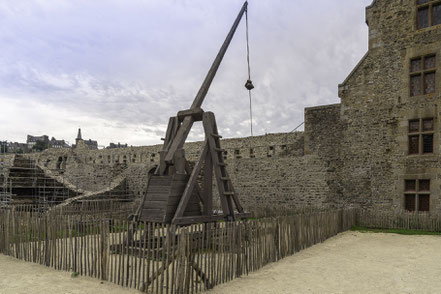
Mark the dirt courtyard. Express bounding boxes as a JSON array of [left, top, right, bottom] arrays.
[[1, 231, 441, 294], [209, 231, 441, 294]]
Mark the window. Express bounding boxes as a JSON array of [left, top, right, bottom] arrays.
[[404, 179, 430, 212], [410, 55, 436, 96], [417, 0, 441, 29], [408, 118, 434, 155]]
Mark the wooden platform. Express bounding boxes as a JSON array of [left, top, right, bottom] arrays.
[[137, 174, 201, 223]]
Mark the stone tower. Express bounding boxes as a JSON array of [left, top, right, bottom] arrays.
[[76, 128, 82, 145]]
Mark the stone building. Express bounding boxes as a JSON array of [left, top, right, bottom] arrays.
[[7, 142, 28, 154], [26, 135, 49, 149], [313, 0, 441, 213], [49, 137, 70, 149], [107, 142, 129, 149], [1, 0, 440, 215], [73, 128, 98, 150]]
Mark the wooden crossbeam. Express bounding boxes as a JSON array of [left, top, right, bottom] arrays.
[[172, 213, 251, 225], [177, 108, 204, 122]]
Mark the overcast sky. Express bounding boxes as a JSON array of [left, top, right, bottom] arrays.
[[0, 0, 373, 147]]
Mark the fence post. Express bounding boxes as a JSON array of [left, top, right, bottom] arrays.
[[176, 227, 188, 294], [101, 219, 109, 281]]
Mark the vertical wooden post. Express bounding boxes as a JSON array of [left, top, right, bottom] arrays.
[[101, 220, 109, 281], [176, 228, 187, 293], [203, 149, 213, 216]]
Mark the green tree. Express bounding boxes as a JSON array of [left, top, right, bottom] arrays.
[[32, 141, 49, 152]]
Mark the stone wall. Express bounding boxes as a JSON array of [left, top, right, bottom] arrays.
[[227, 155, 333, 212], [338, 0, 441, 213], [0, 132, 332, 212]]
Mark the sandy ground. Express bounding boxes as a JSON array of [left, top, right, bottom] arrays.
[[1, 231, 441, 294], [0, 254, 138, 294], [208, 231, 441, 294]]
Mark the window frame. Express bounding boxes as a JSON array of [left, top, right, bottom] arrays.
[[404, 179, 431, 212], [416, 0, 441, 29], [408, 118, 435, 155], [410, 54, 437, 97]]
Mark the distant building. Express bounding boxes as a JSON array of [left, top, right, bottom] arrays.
[[73, 128, 98, 150], [75, 128, 82, 145], [7, 142, 28, 154], [27, 135, 49, 149], [49, 137, 70, 149], [107, 142, 128, 149], [84, 139, 98, 150], [0, 141, 8, 154]]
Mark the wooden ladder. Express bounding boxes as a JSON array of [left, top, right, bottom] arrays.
[[203, 112, 244, 220]]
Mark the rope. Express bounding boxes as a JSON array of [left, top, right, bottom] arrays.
[[245, 7, 253, 137], [246, 7, 251, 81], [290, 122, 304, 133]]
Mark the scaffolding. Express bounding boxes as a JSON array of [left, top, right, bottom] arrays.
[[1, 154, 136, 213]]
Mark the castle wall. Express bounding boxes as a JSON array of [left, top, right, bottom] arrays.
[[227, 155, 333, 212], [338, 0, 441, 213], [1, 132, 336, 212]]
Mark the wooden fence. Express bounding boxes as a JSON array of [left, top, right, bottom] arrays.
[[357, 210, 441, 232], [0, 209, 356, 293], [5, 200, 136, 219]]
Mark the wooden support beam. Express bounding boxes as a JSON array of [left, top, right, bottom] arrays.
[[163, 117, 178, 150], [172, 143, 208, 223], [164, 116, 195, 164], [158, 151, 167, 175], [173, 149, 186, 174], [190, 1, 248, 110], [203, 144, 213, 216], [159, 117, 179, 175], [184, 161, 204, 205]]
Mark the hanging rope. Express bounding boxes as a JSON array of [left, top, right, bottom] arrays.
[[244, 6, 255, 137]]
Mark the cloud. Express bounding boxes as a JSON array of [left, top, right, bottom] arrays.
[[0, 0, 372, 146]]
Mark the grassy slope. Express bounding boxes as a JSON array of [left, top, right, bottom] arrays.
[[351, 226, 441, 236]]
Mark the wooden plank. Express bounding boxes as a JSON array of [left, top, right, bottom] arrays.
[[147, 187, 172, 193], [149, 194, 172, 202], [144, 201, 168, 210], [141, 209, 165, 218]]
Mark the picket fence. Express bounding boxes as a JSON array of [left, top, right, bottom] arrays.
[[0, 209, 356, 293], [357, 210, 441, 232]]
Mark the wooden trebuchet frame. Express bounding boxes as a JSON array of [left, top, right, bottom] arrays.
[[134, 1, 251, 225]]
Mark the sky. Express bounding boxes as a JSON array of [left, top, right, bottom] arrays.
[[0, 0, 373, 147]]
